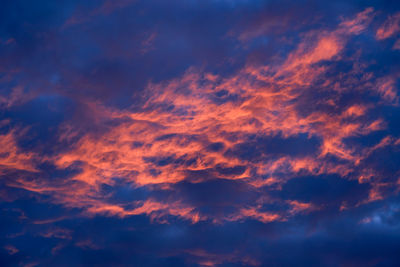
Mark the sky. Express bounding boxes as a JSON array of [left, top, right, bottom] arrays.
[[1, 0, 400, 266]]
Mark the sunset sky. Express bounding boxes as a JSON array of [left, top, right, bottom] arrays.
[[1, 0, 400, 266]]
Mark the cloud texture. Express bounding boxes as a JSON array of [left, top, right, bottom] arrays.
[[1, 0, 400, 266]]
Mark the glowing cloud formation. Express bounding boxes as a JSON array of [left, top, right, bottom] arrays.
[[1, 1, 400, 266]]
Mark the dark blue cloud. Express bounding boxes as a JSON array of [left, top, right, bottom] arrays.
[[226, 133, 321, 162]]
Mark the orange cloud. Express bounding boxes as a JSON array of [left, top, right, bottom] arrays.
[[3, 245, 19, 255], [5, 8, 395, 225], [184, 249, 260, 267], [376, 12, 400, 40], [0, 130, 37, 174]]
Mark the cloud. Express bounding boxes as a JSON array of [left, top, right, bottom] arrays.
[[376, 12, 400, 40], [1, 8, 395, 226], [2, 2, 400, 266]]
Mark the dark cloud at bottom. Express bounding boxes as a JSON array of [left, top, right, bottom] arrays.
[[1, 195, 400, 267]]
